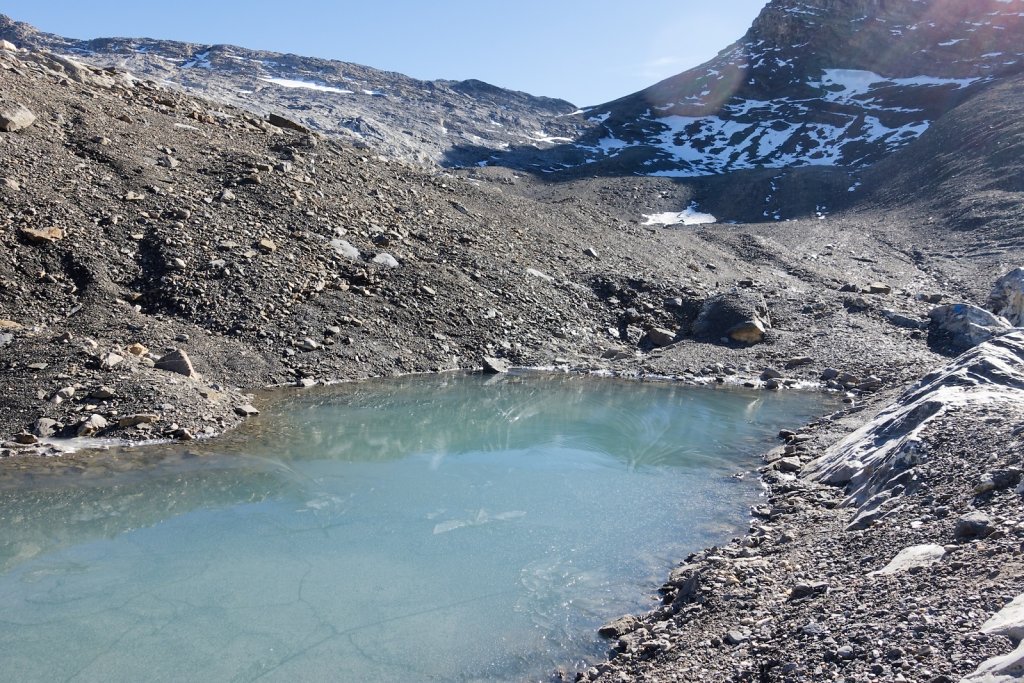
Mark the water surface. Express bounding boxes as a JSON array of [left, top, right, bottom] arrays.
[[0, 373, 827, 682]]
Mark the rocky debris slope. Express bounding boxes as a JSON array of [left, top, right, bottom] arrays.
[[0, 14, 582, 167], [495, 0, 1024, 178], [579, 333, 1024, 682], [0, 42, 966, 453]]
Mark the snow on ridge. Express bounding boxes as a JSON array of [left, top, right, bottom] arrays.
[[573, 67, 987, 177], [259, 77, 354, 94], [642, 205, 717, 226]]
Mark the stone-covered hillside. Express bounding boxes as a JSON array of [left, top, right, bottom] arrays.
[[0, 13, 582, 167]]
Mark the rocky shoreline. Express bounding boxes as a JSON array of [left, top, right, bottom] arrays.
[[574, 333, 1024, 683], [3, 40, 1024, 683]]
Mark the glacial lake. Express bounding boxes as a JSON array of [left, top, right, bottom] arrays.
[[0, 373, 828, 682]]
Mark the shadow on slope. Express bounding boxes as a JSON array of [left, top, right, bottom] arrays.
[[860, 74, 1024, 238]]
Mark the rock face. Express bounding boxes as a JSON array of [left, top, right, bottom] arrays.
[[692, 292, 771, 345], [988, 267, 1024, 326], [804, 331, 1024, 527], [0, 14, 580, 167], [965, 594, 1024, 682]]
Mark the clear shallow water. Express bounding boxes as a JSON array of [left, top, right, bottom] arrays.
[[0, 373, 828, 682]]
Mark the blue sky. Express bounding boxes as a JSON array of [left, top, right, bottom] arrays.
[[2, 1, 769, 105]]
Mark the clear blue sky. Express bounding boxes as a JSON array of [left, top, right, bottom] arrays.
[[2, 1, 769, 105]]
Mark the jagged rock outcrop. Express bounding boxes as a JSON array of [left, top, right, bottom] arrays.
[[804, 331, 1024, 529]]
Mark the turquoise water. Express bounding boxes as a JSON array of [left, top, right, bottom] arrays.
[[0, 373, 827, 682]]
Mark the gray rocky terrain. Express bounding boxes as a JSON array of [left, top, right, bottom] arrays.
[[0, 13, 582, 167], [2, 0, 1024, 681]]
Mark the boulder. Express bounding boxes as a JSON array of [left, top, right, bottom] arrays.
[[76, 414, 108, 437], [372, 252, 399, 268], [870, 544, 945, 575], [692, 292, 771, 345], [267, 113, 308, 133], [928, 303, 1012, 352], [0, 102, 36, 132], [154, 349, 196, 377], [955, 511, 994, 541], [482, 356, 510, 374], [117, 414, 158, 428], [642, 327, 676, 348], [100, 352, 124, 370], [982, 594, 1024, 643], [988, 267, 1024, 327], [598, 615, 640, 639]]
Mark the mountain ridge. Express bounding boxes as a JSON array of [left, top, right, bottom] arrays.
[[494, 0, 1024, 177], [0, 13, 581, 166]]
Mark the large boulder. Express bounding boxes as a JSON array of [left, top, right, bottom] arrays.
[[988, 267, 1024, 327], [0, 102, 36, 132], [928, 303, 1012, 352], [692, 291, 771, 345]]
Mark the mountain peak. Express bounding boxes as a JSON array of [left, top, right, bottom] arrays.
[[526, 0, 1024, 178]]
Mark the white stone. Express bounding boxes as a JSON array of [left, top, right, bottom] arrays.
[[962, 641, 1024, 682], [989, 267, 1024, 327], [372, 252, 399, 268], [330, 238, 360, 260], [982, 593, 1024, 643], [870, 544, 945, 576]]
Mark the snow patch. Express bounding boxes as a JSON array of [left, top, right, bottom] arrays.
[[259, 77, 354, 94], [642, 205, 717, 226]]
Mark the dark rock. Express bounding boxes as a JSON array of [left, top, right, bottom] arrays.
[[789, 581, 829, 601], [599, 615, 640, 639], [692, 291, 771, 345], [955, 511, 994, 541], [267, 112, 309, 133]]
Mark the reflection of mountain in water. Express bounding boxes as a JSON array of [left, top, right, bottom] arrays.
[[242, 373, 821, 470], [0, 374, 825, 574], [0, 457, 298, 572]]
